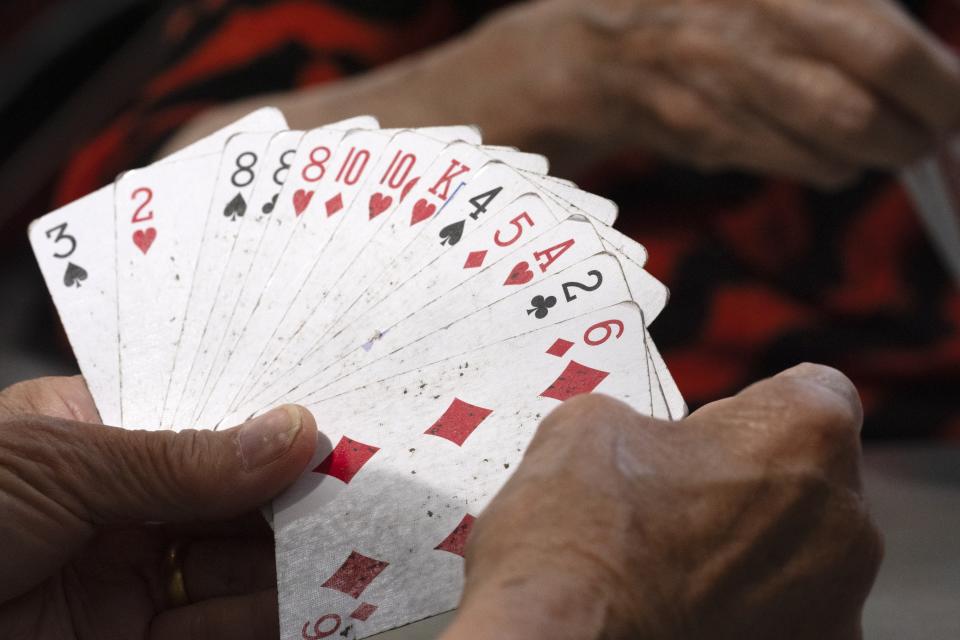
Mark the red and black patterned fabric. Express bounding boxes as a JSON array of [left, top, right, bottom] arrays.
[[54, 0, 960, 439]]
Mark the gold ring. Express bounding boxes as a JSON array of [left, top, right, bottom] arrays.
[[163, 541, 190, 608]]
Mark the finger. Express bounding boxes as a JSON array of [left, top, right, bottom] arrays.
[[0, 375, 101, 423], [150, 589, 279, 640], [183, 538, 276, 600], [666, 78, 863, 187], [687, 363, 864, 490], [162, 510, 274, 539], [19, 404, 320, 525], [774, 0, 960, 133], [693, 91, 863, 189], [738, 53, 932, 167], [609, 38, 863, 186], [640, 37, 864, 186]]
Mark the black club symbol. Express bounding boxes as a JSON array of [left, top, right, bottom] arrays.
[[527, 295, 557, 319]]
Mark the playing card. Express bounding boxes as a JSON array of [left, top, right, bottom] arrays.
[[161, 129, 289, 427], [274, 302, 652, 639], [193, 126, 484, 428], [114, 152, 223, 427], [28, 108, 287, 425], [29, 189, 120, 423], [523, 171, 619, 223]]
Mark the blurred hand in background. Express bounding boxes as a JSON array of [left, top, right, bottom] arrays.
[[164, 0, 960, 186]]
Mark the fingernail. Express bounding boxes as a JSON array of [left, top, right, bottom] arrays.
[[237, 405, 303, 471]]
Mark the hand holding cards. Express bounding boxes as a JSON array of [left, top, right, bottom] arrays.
[[29, 110, 684, 639]]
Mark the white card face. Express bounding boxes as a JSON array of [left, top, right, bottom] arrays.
[[164, 107, 288, 161], [172, 125, 382, 425], [646, 335, 686, 419], [381, 143, 550, 236], [27, 108, 288, 426], [162, 130, 290, 428], [28, 188, 120, 423], [481, 147, 549, 174], [224, 191, 574, 420], [114, 153, 221, 427], [301, 148, 555, 353], [295, 253, 658, 409], [523, 172, 619, 224], [213, 130, 500, 417], [201, 131, 507, 426], [317, 165, 616, 346], [274, 303, 652, 640], [228, 199, 666, 421], [172, 121, 389, 428], [195, 128, 477, 427]]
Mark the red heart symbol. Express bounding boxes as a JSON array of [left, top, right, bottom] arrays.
[[400, 177, 419, 202], [133, 227, 157, 255], [504, 261, 534, 286], [293, 189, 314, 216], [368, 192, 393, 219], [410, 198, 436, 226]]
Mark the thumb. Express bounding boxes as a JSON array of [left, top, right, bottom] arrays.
[[686, 362, 864, 491], [45, 405, 319, 524]]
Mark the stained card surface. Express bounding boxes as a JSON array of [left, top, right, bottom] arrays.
[[29, 110, 684, 639]]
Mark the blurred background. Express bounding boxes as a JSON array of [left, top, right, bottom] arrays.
[[1, 1, 958, 636]]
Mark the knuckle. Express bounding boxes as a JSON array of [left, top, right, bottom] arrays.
[[169, 428, 213, 470], [866, 27, 920, 79], [827, 94, 880, 142], [538, 393, 635, 436], [531, 394, 644, 457], [115, 430, 203, 515], [786, 363, 860, 411], [768, 374, 862, 459], [163, 430, 219, 497], [662, 102, 711, 145]]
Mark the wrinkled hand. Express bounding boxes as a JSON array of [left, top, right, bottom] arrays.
[[442, 363, 882, 640], [164, 0, 960, 186], [0, 376, 318, 640], [457, 0, 960, 184]]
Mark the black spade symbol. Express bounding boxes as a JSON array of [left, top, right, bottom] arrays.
[[438, 220, 465, 246], [63, 262, 88, 288], [262, 193, 279, 214], [223, 193, 247, 220]]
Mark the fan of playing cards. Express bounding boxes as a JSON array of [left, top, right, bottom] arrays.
[[30, 108, 684, 639]]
